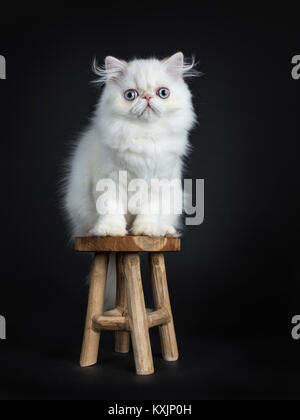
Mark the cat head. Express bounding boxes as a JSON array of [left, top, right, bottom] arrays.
[[93, 52, 198, 124]]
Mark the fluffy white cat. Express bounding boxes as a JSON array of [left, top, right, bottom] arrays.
[[65, 52, 197, 238]]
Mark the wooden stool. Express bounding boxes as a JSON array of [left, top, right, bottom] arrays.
[[75, 236, 180, 375]]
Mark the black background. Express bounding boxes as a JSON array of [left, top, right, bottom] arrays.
[[0, 2, 300, 400]]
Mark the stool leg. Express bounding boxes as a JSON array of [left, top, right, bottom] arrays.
[[80, 252, 109, 367], [124, 253, 154, 375], [115, 253, 130, 353], [149, 253, 179, 362]]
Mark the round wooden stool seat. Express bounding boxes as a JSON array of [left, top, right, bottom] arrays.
[[77, 235, 180, 375], [75, 235, 181, 252]]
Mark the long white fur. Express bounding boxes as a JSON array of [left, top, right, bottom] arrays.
[[65, 52, 196, 237], [64, 52, 197, 307]]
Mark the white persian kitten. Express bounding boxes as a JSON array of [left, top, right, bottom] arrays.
[[65, 52, 197, 238]]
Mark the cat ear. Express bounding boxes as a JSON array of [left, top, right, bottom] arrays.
[[163, 52, 200, 79], [92, 56, 127, 85], [163, 52, 184, 78], [105, 56, 127, 80]]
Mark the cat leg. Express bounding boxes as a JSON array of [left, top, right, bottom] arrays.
[[131, 179, 182, 237], [158, 179, 183, 236], [130, 186, 162, 236], [88, 186, 128, 237]]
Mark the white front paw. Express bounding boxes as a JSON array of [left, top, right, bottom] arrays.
[[159, 223, 177, 237], [131, 222, 162, 237], [131, 222, 177, 237], [88, 218, 127, 237]]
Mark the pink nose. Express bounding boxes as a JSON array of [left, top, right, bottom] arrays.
[[144, 93, 152, 101]]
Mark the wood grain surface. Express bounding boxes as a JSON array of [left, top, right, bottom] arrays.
[[75, 236, 181, 252]]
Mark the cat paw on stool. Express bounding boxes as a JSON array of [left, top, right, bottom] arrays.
[[88, 220, 128, 237], [131, 222, 177, 237]]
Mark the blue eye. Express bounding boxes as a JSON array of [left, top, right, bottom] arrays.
[[124, 89, 138, 101], [157, 87, 170, 99]]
